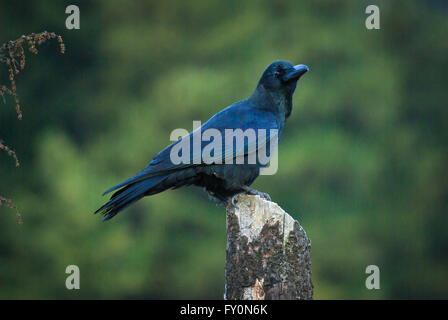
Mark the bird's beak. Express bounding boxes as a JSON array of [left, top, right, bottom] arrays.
[[282, 64, 309, 82]]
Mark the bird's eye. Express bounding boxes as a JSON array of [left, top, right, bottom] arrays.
[[274, 67, 285, 79]]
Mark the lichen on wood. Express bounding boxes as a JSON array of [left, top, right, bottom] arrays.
[[225, 195, 312, 300]]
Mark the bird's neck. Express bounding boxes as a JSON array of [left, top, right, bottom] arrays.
[[250, 85, 293, 119]]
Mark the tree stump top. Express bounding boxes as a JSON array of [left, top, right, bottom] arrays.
[[225, 195, 313, 300]]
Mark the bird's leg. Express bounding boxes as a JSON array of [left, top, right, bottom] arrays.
[[242, 186, 271, 201]]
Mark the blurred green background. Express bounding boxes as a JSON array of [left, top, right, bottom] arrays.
[[0, 0, 447, 299]]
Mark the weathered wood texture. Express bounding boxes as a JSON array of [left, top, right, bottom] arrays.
[[225, 195, 313, 300]]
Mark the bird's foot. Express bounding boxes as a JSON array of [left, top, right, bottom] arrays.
[[228, 188, 271, 210], [229, 193, 241, 210], [242, 186, 271, 201]]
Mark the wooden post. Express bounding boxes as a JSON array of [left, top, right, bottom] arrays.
[[225, 195, 313, 300]]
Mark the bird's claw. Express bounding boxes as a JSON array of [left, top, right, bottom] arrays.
[[260, 192, 271, 201], [242, 186, 271, 201], [256, 191, 271, 201], [230, 193, 241, 210]]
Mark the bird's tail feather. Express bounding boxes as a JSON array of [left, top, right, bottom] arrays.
[[95, 175, 168, 221]]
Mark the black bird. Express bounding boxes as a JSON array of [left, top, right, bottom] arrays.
[[95, 60, 308, 220]]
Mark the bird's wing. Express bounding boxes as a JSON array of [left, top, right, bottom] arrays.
[[103, 101, 280, 195]]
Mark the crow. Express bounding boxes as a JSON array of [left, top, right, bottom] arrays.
[[95, 60, 308, 220]]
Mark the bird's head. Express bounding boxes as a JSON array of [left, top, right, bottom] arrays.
[[252, 60, 309, 118], [257, 60, 309, 94]]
